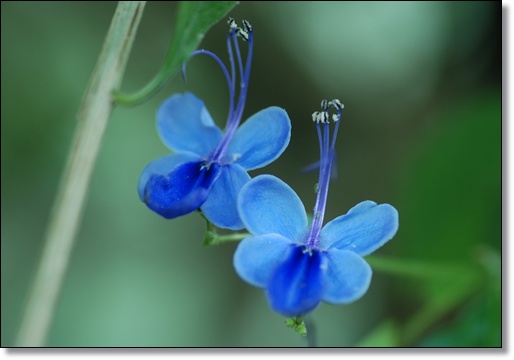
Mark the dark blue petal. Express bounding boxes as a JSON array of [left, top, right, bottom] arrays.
[[233, 234, 293, 288], [321, 249, 372, 304], [228, 107, 291, 170], [143, 161, 221, 219], [157, 92, 223, 157], [138, 153, 202, 201], [320, 201, 399, 256], [266, 246, 324, 317], [200, 164, 250, 230], [237, 175, 308, 242]]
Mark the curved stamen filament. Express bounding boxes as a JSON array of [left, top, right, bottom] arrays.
[[183, 49, 235, 125]]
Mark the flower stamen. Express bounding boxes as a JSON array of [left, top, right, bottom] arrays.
[[306, 99, 344, 249]]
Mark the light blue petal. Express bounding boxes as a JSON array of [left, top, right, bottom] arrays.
[[237, 175, 308, 241], [320, 201, 399, 256], [228, 107, 291, 170], [157, 92, 223, 156], [321, 249, 372, 304], [200, 164, 250, 230], [233, 234, 293, 288], [142, 161, 221, 219], [266, 246, 323, 317], [138, 153, 201, 201]]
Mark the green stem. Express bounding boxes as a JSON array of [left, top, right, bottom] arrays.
[[15, 2, 146, 347], [303, 316, 316, 347], [204, 232, 251, 246], [366, 255, 481, 280], [201, 212, 249, 246]]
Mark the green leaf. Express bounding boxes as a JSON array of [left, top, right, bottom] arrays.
[[114, 1, 238, 105], [416, 247, 501, 347], [366, 255, 488, 345]]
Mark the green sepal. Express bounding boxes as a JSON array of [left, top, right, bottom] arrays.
[[201, 212, 250, 246], [285, 316, 307, 337]]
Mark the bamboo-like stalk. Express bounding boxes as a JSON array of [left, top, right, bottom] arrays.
[[15, 1, 146, 347]]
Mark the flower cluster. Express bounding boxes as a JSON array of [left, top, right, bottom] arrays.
[[138, 18, 399, 319]]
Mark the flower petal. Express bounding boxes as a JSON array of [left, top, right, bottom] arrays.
[[138, 153, 201, 201], [200, 164, 250, 230], [142, 161, 221, 219], [233, 234, 294, 288], [320, 201, 399, 256], [157, 92, 223, 156], [321, 249, 372, 304], [237, 175, 308, 241], [266, 246, 324, 317], [228, 107, 291, 170]]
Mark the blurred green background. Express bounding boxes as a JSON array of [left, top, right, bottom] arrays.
[[1, 1, 501, 347]]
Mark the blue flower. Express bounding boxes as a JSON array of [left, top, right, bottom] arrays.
[[138, 19, 291, 230], [233, 99, 399, 317]]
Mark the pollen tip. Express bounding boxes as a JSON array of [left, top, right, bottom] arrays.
[[227, 17, 237, 30], [330, 99, 344, 111], [242, 19, 252, 33], [236, 28, 250, 42]]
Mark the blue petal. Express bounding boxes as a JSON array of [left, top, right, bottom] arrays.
[[138, 153, 201, 201], [237, 175, 308, 241], [321, 249, 372, 304], [157, 92, 223, 156], [142, 161, 221, 219], [200, 164, 250, 230], [228, 107, 291, 170], [266, 246, 324, 317], [233, 234, 294, 288], [320, 201, 399, 256]]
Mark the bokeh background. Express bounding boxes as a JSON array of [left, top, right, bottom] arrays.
[[1, 1, 501, 347]]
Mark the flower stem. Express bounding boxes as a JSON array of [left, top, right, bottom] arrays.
[[367, 255, 483, 280], [202, 215, 250, 246], [303, 316, 317, 347], [15, 1, 146, 347]]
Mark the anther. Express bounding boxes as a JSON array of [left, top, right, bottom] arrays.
[[321, 99, 328, 110], [332, 113, 341, 122], [237, 28, 250, 42], [312, 111, 320, 122], [320, 111, 329, 123], [227, 17, 237, 30], [242, 20, 252, 33], [330, 99, 344, 111]]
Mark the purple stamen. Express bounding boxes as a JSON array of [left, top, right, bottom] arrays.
[[226, 32, 236, 118], [183, 49, 235, 127], [306, 101, 343, 250], [183, 19, 254, 166], [210, 23, 254, 164]]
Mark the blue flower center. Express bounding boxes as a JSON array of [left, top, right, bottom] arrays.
[[304, 99, 344, 250], [267, 244, 324, 317], [184, 18, 254, 166]]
